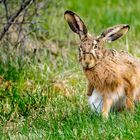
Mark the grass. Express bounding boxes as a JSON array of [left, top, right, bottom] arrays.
[[1, 0, 140, 139]]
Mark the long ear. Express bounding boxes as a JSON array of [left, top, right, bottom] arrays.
[[64, 10, 87, 40], [98, 24, 130, 42]]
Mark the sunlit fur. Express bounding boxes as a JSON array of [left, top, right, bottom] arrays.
[[64, 10, 140, 118]]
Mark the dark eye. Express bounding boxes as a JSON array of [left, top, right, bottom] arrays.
[[94, 45, 98, 49]]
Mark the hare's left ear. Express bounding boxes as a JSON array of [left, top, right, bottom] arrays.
[[98, 24, 130, 42], [64, 10, 88, 40]]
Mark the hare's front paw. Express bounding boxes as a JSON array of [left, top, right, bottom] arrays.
[[126, 97, 134, 112], [102, 112, 109, 119]]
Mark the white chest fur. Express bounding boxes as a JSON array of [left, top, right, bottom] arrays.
[[88, 87, 125, 113], [88, 89, 103, 113]]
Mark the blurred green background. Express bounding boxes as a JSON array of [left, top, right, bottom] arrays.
[[0, 0, 140, 139]]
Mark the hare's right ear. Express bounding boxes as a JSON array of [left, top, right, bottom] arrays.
[[64, 10, 87, 40], [98, 24, 130, 43]]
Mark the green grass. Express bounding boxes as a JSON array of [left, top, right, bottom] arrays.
[[1, 0, 140, 139]]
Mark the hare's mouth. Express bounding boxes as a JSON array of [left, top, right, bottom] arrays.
[[82, 61, 95, 70], [83, 65, 94, 70]]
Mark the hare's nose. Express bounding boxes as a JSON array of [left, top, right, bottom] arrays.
[[85, 61, 89, 65], [85, 62, 89, 67]]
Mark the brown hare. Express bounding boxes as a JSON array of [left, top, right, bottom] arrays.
[[64, 10, 140, 118]]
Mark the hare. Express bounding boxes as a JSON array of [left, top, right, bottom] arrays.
[[64, 10, 140, 118]]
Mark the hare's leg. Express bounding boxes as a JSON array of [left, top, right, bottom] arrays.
[[125, 87, 134, 112], [126, 95, 134, 112], [102, 96, 113, 118], [136, 94, 140, 102], [134, 93, 140, 103], [87, 82, 94, 96]]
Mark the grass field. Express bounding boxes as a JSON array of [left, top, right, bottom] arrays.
[[1, 0, 140, 139]]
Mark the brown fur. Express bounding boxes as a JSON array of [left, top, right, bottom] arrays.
[[64, 10, 140, 118]]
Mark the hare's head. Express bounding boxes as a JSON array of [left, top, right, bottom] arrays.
[[64, 10, 129, 69]]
